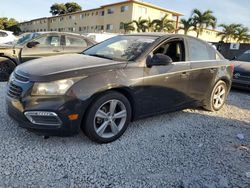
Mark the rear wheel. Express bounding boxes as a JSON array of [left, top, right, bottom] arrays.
[[0, 57, 16, 82], [83, 91, 131, 143], [204, 80, 228, 111]]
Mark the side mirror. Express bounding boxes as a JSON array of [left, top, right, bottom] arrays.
[[147, 54, 173, 67], [27, 41, 39, 48]]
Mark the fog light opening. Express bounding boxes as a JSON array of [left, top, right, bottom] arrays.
[[24, 111, 62, 126]]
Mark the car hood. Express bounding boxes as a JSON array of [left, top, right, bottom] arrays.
[[233, 61, 250, 73], [15, 54, 127, 82]]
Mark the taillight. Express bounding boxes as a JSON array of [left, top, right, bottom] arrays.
[[230, 64, 234, 73]]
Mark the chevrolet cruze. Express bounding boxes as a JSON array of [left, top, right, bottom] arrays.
[[6, 34, 233, 143]]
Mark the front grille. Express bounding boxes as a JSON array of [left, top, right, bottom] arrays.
[[14, 72, 29, 82], [7, 82, 23, 99]]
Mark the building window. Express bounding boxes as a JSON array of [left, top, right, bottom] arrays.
[[106, 24, 113, 30], [68, 27, 76, 32], [121, 6, 129, 12], [160, 12, 166, 18], [60, 17, 64, 21], [96, 11, 98, 15], [92, 12, 94, 16], [80, 14, 84, 19], [138, 6, 147, 15], [120, 22, 124, 29], [107, 8, 114, 14], [101, 10, 105, 16]]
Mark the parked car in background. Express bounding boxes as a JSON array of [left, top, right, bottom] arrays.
[[85, 33, 118, 43], [0, 32, 96, 81], [232, 50, 250, 90], [6, 34, 233, 143], [0, 30, 17, 44]]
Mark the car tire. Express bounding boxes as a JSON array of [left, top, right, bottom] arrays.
[[83, 91, 131, 143], [0, 57, 16, 82], [203, 80, 228, 112]]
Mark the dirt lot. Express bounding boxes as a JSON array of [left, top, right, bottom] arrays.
[[0, 82, 249, 187]]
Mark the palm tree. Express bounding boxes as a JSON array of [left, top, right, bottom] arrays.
[[152, 14, 175, 33], [146, 18, 156, 32], [178, 18, 194, 35], [192, 9, 217, 37], [133, 17, 149, 32], [217, 24, 242, 43], [122, 22, 135, 33], [234, 26, 250, 43]]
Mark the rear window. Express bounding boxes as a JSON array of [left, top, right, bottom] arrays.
[[0, 31, 8, 37], [189, 39, 216, 61]]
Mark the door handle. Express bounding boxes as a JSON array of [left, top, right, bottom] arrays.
[[181, 72, 189, 78]]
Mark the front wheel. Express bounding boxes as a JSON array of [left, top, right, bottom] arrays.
[[83, 91, 131, 143], [203, 80, 228, 111]]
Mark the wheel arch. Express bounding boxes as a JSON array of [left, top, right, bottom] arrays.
[[79, 86, 136, 131], [216, 76, 232, 94], [0, 55, 17, 66]]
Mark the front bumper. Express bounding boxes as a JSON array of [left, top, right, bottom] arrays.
[[232, 79, 250, 90], [6, 95, 88, 137]]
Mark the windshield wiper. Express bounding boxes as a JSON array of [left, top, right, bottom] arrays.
[[85, 53, 114, 60]]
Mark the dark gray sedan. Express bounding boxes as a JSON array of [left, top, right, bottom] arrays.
[[0, 32, 96, 81], [6, 34, 233, 143], [232, 50, 250, 90]]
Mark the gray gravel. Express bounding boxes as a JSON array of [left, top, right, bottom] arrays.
[[0, 82, 249, 188]]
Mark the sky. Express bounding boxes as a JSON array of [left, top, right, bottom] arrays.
[[0, 0, 249, 29]]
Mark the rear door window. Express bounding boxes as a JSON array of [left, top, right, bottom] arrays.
[[189, 39, 216, 61], [65, 36, 87, 48]]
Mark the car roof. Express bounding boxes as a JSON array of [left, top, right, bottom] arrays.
[[37, 31, 82, 36], [123, 33, 213, 44]]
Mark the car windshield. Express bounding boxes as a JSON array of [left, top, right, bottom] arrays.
[[16, 33, 41, 45], [236, 50, 250, 62], [83, 35, 158, 61]]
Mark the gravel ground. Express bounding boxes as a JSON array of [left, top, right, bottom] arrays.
[[0, 82, 249, 188]]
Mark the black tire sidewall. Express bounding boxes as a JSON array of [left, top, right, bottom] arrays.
[[83, 91, 131, 143], [0, 60, 16, 82]]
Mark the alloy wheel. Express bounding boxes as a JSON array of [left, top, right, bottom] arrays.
[[94, 99, 127, 139], [213, 84, 226, 109]]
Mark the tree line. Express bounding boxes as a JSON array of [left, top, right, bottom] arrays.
[[123, 9, 250, 43], [0, 17, 20, 34], [50, 2, 82, 15]]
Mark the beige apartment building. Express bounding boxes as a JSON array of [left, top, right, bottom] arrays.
[[19, 0, 222, 42]]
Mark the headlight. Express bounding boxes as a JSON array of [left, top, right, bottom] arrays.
[[31, 77, 85, 96]]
